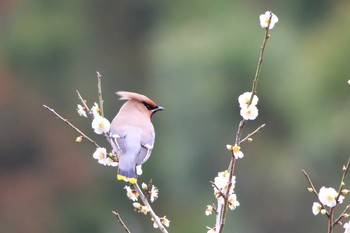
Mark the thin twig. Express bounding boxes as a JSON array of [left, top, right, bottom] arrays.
[[76, 90, 93, 117], [249, 12, 272, 105], [301, 170, 320, 198], [337, 157, 350, 198], [96, 71, 104, 117], [333, 204, 350, 226], [235, 120, 246, 146], [133, 183, 169, 233], [112, 211, 132, 233], [43, 105, 100, 148], [302, 169, 330, 219], [240, 123, 266, 144]]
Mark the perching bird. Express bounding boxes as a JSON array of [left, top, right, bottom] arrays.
[[109, 91, 164, 184]]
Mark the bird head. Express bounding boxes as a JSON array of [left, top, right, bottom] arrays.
[[116, 91, 164, 118]]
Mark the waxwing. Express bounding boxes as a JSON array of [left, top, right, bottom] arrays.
[[109, 91, 164, 184]]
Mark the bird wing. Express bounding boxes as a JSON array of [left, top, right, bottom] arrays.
[[109, 131, 127, 156], [110, 126, 154, 165], [136, 143, 153, 165]]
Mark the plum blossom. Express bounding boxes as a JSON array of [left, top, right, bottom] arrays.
[[259, 11, 278, 29]]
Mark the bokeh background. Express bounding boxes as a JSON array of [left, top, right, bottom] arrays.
[[1, 0, 350, 232]]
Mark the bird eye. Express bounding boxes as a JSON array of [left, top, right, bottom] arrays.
[[143, 101, 156, 110]]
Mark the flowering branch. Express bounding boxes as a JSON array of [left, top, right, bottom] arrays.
[[76, 90, 93, 117], [249, 12, 273, 104], [206, 11, 278, 233], [112, 211, 131, 233], [133, 183, 169, 233], [303, 156, 350, 233]]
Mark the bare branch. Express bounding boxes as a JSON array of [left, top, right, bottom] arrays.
[[112, 211, 132, 233], [240, 123, 266, 144], [42, 105, 100, 148], [96, 71, 105, 117]]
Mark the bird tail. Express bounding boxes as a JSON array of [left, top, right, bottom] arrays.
[[117, 157, 137, 184]]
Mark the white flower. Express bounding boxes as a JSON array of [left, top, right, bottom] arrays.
[[232, 144, 244, 159], [91, 102, 100, 117], [161, 216, 170, 227], [238, 92, 259, 108], [205, 205, 214, 216], [240, 104, 259, 120], [93, 148, 108, 165], [348, 80, 350, 85], [318, 186, 338, 208], [344, 221, 350, 233], [152, 216, 170, 228], [133, 202, 142, 209], [150, 185, 159, 203], [132, 202, 149, 215], [76, 104, 87, 118], [92, 116, 110, 134], [259, 11, 278, 29], [312, 202, 322, 215], [206, 226, 217, 233], [105, 157, 118, 167], [228, 193, 240, 210], [213, 171, 236, 198], [124, 186, 139, 201]]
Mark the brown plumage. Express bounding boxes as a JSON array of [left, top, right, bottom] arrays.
[[109, 91, 164, 183]]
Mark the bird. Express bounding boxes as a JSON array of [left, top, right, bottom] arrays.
[[109, 91, 164, 184]]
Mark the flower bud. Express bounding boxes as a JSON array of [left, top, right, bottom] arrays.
[[133, 202, 142, 209], [307, 187, 313, 192], [226, 144, 233, 151], [76, 136, 83, 142], [320, 209, 327, 215], [142, 183, 148, 191], [342, 189, 349, 195]]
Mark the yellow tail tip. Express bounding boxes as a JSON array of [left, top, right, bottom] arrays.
[[117, 174, 137, 184]]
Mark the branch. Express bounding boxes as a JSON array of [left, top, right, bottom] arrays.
[[76, 90, 93, 117], [301, 170, 320, 199], [133, 183, 169, 233], [239, 123, 266, 144], [333, 205, 350, 226], [42, 105, 100, 148], [337, 156, 350, 198], [235, 120, 247, 146], [112, 211, 132, 233], [249, 13, 272, 104], [217, 157, 236, 233], [214, 16, 274, 232], [96, 71, 105, 117]]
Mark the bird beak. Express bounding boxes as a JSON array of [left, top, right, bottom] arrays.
[[156, 106, 164, 112], [151, 106, 164, 117]]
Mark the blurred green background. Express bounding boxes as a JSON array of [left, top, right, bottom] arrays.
[[1, 0, 350, 232]]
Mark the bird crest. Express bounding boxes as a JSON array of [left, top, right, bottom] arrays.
[[116, 91, 158, 108]]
